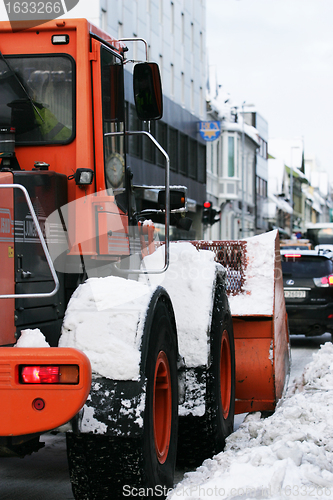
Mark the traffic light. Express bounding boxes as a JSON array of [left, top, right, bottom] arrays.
[[202, 201, 220, 225], [210, 207, 220, 225], [202, 201, 212, 224]]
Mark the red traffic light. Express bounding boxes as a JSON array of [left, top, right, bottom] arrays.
[[203, 201, 212, 209]]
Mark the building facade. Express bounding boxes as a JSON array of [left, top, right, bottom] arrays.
[[79, 0, 208, 239], [205, 97, 261, 240], [243, 111, 269, 234]]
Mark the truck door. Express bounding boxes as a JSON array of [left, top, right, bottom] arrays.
[[91, 39, 126, 198], [90, 39, 131, 259], [0, 172, 15, 345]]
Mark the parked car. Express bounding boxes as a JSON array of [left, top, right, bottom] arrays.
[[280, 239, 312, 250], [281, 249, 333, 338]]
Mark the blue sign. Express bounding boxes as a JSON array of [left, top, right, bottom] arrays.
[[199, 121, 221, 142]]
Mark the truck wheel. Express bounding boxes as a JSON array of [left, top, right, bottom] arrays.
[[142, 299, 178, 491], [208, 306, 235, 452], [66, 299, 178, 499], [177, 280, 235, 466]]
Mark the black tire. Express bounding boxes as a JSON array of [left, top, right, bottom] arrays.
[[208, 286, 235, 452], [177, 279, 235, 466], [142, 299, 179, 492], [66, 299, 178, 500]]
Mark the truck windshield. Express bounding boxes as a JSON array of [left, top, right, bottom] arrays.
[[0, 54, 74, 144]]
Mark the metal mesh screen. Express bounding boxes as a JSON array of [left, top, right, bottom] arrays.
[[191, 241, 248, 296]]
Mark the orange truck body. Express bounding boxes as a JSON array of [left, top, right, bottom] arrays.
[[0, 19, 111, 439]]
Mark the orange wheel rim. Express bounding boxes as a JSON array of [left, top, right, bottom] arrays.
[[153, 351, 172, 464], [220, 329, 231, 419]]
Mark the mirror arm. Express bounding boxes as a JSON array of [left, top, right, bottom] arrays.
[[118, 38, 149, 61], [104, 130, 170, 274]]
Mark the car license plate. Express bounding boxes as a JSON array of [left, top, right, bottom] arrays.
[[284, 290, 306, 298]]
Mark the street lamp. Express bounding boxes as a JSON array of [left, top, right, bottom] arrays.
[[290, 146, 300, 237], [240, 102, 255, 237], [241, 101, 245, 237]]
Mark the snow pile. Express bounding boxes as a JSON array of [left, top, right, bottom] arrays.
[[139, 242, 219, 367], [59, 242, 219, 379], [228, 230, 277, 316], [59, 276, 153, 380], [168, 342, 333, 500], [15, 328, 50, 347]]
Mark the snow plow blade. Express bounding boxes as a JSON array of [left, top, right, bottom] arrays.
[[193, 230, 290, 414], [0, 347, 91, 436]]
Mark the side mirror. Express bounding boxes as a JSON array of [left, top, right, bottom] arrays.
[[158, 187, 187, 212], [133, 62, 163, 121]]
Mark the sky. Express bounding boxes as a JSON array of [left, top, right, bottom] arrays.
[[206, 0, 333, 176]]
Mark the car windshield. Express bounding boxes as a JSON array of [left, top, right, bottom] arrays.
[[0, 54, 74, 144], [281, 256, 333, 278]]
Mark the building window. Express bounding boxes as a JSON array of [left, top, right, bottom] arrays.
[[159, 54, 163, 80], [118, 21, 123, 39], [198, 143, 206, 183], [170, 63, 174, 98], [143, 121, 156, 163], [181, 12, 185, 44], [157, 121, 167, 167], [216, 141, 220, 176], [101, 8, 107, 32], [228, 136, 235, 177], [258, 136, 268, 159], [179, 133, 188, 175], [188, 139, 197, 179], [133, 34, 138, 61], [181, 72, 185, 105], [169, 127, 178, 172], [210, 143, 214, 173], [159, 0, 163, 23], [128, 104, 141, 158], [256, 176, 267, 198]]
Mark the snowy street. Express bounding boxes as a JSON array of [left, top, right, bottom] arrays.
[[0, 333, 331, 499], [168, 334, 333, 500]]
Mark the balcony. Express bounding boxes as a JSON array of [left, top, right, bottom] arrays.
[[218, 177, 239, 203]]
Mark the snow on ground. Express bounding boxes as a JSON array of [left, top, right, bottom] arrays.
[[167, 342, 333, 500]]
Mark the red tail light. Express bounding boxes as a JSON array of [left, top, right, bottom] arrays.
[[284, 254, 302, 259], [20, 365, 79, 384], [313, 275, 333, 287]]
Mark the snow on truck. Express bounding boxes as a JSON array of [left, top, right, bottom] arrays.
[[0, 18, 290, 499]]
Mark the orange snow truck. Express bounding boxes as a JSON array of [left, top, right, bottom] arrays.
[[0, 18, 289, 499]]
